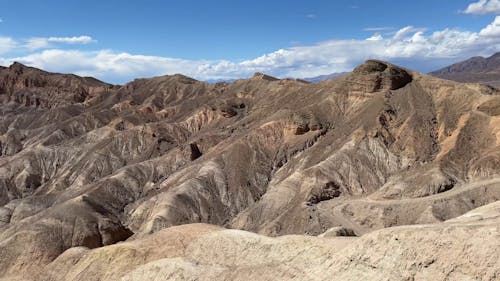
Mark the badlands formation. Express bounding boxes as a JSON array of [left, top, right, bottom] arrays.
[[0, 60, 499, 280]]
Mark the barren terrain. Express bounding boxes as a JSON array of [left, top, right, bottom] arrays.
[[0, 60, 499, 280]]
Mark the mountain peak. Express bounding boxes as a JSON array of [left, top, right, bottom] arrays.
[[170, 73, 198, 84], [252, 72, 279, 81], [347, 60, 413, 92], [9, 62, 30, 73], [0, 62, 113, 108], [353, 60, 390, 74], [10, 61, 27, 67], [489, 52, 500, 59]]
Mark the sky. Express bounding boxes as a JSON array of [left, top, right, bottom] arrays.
[[0, 0, 500, 83]]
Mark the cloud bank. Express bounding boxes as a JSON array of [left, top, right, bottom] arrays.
[[1, 15, 500, 83]]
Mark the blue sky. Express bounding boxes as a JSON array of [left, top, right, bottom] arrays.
[[0, 0, 499, 83]]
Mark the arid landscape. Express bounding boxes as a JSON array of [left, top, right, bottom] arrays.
[[0, 56, 499, 280], [1, 0, 500, 279]]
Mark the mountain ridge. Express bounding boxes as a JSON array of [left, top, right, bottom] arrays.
[[430, 52, 500, 88]]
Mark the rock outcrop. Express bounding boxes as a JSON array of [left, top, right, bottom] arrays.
[[347, 60, 413, 92]]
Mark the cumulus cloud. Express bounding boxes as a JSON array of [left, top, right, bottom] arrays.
[[1, 17, 500, 83], [5, 49, 207, 79], [391, 26, 426, 41], [0, 36, 16, 54], [25, 35, 95, 50], [479, 15, 500, 36], [366, 34, 384, 41], [463, 0, 500, 14]]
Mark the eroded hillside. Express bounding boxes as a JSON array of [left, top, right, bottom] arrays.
[[0, 60, 499, 280]]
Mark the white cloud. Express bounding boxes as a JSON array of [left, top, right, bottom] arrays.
[[1, 17, 500, 83], [4, 49, 209, 81], [306, 14, 317, 19], [26, 38, 51, 50], [26, 35, 95, 50], [47, 36, 94, 44], [479, 15, 500, 36], [463, 0, 500, 14], [0, 36, 16, 54], [392, 26, 426, 41], [0, 18, 3, 23], [366, 34, 383, 41]]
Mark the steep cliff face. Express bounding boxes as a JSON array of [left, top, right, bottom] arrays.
[[1, 61, 500, 279]]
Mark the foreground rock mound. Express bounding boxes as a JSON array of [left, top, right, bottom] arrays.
[[9, 202, 499, 281], [1, 60, 500, 279]]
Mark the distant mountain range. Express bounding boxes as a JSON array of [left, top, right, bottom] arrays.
[[205, 78, 237, 83], [302, 72, 348, 82], [430, 52, 500, 88], [205, 72, 347, 84]]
